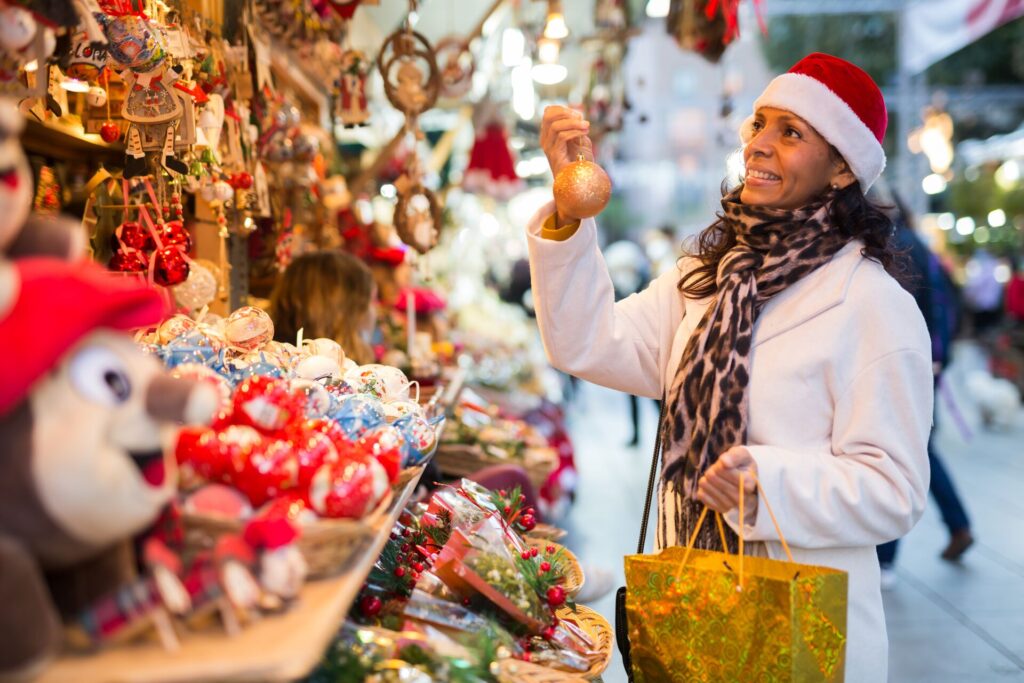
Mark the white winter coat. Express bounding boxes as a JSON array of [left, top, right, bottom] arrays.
[[526, 201, 933, 683]]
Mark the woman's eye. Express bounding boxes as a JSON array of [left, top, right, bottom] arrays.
[[785, 127, 802, 138], [751, 120, 764, 131]]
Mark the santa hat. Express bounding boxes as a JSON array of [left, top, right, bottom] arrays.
[[741, 53, 887, 190], [0, 259, 168, 415]]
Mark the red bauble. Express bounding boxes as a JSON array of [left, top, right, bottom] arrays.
[[307, 459, 377, 519], [232, 376, 305, 435], [108, 248, 148, 273], [546, 586, 566, 607], [161, 220, 192, 252], [291, 428, 340, 488], [257, 491, 315, 525], [116, 221, 154, 251], [215, 424, 268, 479], [152, 246, 190, 286], [359, 594, 383, 617], [519, 513, 537, 531], [100, 122, 121, 143], [233, 437, 299, 507], [356, 427, 404, 483], [232, 172, 253, 190], [305, 418, 351, 453], [175, 426, 226, 481]]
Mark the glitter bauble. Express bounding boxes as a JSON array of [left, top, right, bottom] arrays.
[[173, 261, 218, 312], [161, 220, 192, 251], [116, 221, 153, 251], [152, 247, 190, 286], [100, 122, 121, 143], [552, 158, 612, 220], [108, 248, 148, 273]]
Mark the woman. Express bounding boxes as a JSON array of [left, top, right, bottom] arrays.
[[269, 250, 377, 365], [528, 53, 932, 682]]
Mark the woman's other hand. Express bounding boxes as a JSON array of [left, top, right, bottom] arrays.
[[540, 105, 593, 178], [696, 446, 758, 523]]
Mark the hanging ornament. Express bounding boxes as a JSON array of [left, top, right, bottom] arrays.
[[435, 37, 474, 100], [152, 245, 191, 287], [393, 153, 441, 255], [335, 49, 371, 128], [553, 154, 612, 220], [0, 6, 36, 52], [173, 259, 218, 312], [666, 0, 762, 64], [377, 27, 440, 121], [86, 85, 107, 108], [67, 30, 109, 83], [463, 122, 523, 201]]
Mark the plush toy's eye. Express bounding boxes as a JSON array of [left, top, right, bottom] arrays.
[[69, 346, 132, 405]]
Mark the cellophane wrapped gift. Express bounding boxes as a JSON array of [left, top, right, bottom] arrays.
[[624, 545, 847, 682]]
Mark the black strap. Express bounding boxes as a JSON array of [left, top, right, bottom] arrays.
[[636, 399, 666, 554]]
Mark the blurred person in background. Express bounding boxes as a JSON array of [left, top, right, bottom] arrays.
[[269, 250, 377, 364], [874, 193, 973, 588]]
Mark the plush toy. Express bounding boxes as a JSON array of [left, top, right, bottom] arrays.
[[0, 98, 216, 679]]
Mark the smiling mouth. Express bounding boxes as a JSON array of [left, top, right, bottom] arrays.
[[746, 169, 781, 182], [129, 449, 167, 487]]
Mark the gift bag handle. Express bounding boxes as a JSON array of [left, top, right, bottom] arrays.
[[678, 472, 794, 589]]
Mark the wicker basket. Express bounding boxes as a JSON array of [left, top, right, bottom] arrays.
[[527, 524, 567, 542], [526, 539, 583, 598], [182, 489, 393, 580], [493, 605, 612, 682], [557, 604, 613, 680], [435, 444, 558, 491]]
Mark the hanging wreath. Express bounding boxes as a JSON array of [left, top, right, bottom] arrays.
[[393, 181, 441, 255], [377, 29, 440, 118], [435, 36, 474, 100]]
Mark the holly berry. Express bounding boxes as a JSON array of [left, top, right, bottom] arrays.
[[402, 528, 411, 537], [412, 562, 424, 572], [543, 625, 557, 639], [100, 121, 120, 143], [546, 586, 566, 607], [519, 514, 537, 531], [394, 566, 406, 578], [503, 505, 512, 515], [521, 551, 530, 560], [411, 571, 420, 580], [359, 595, 383, 617], [530, 548, 539, 558], [540, 561, 551, 573], [519, 494, 526, 503], [401, 543, 410, 552], [546, 545, 556, 554]]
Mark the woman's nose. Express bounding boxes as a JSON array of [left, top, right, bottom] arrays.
[[745, 129, 776, 159]]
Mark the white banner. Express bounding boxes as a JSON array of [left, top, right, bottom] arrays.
[[902, 0, 1024, 74]]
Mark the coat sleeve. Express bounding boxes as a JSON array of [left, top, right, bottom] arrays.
[[725, 346, 934, 549], [526, 200, 684, 399]]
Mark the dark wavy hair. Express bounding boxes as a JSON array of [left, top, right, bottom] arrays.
[[678, 164, 908, 299]]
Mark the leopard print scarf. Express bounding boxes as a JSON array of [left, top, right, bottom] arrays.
[[659, 188, 850, 551]]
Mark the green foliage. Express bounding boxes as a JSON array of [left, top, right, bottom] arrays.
[[761, 15, 897, 85]]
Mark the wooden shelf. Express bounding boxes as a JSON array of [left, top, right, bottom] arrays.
[[21, 117, 124, 162], [39, 472, 423, 683]]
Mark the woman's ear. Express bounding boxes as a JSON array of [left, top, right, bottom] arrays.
[[828, 157, 857, 190]]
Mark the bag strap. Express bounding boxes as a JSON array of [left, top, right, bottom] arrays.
[[635, 398, 666, 554]]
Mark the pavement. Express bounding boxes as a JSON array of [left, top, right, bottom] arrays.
[[557, 342, 1024, 682]]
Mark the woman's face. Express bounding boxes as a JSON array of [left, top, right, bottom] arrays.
[[740, 107, 855, 210]]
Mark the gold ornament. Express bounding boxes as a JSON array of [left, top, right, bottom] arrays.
[[553, 154, 611, 220]]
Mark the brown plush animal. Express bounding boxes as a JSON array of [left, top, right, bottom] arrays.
[[0, 99, 216, 680]]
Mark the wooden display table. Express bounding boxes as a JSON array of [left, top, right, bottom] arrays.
[[39, 472, 423, 683]]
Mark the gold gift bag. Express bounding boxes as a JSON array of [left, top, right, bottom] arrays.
[[624, 476, 848, 682]]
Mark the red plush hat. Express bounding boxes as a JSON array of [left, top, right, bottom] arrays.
[[0, 258, 168, 416], [741, 52, 887, 190], [243, 516, 299, 550]]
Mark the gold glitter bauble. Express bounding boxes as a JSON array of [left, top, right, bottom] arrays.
[[553, 158, 612, 220]]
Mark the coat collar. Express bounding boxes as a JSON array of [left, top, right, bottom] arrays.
[[681, 241, 866, 348]]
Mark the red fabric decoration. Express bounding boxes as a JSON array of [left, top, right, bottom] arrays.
[[243, 516, 299, 551], [463, 123, 523, 201], [0, 258, 167, 415], [394, 287, 446, 315]]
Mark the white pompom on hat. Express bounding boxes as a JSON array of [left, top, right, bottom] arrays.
[[740, 53, 888, 191]]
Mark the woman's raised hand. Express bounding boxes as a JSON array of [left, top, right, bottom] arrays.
[[540, 105, 593, 178]]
